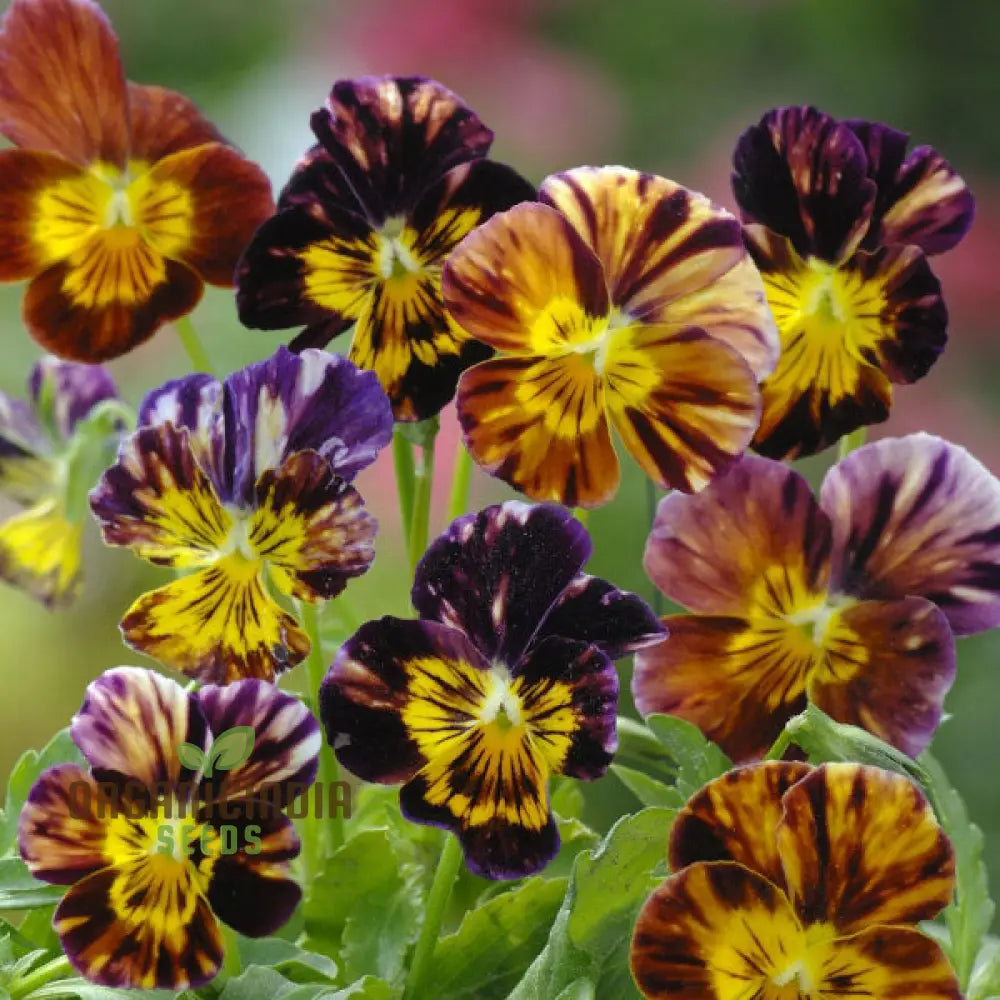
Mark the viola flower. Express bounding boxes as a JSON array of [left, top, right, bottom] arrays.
[[19, 666, 320, 989], [90, 346, 392, 683], [0, 0, 274, 361], [441, 165, 780, 507], [634, 433, 1000, 762], [320, 501, 664, 878], [235, 75, 535, 422], [732, 105, 974, 458], [630, 761, 960, 998], [0, 356, 120, 605]]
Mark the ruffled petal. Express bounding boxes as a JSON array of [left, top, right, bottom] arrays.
[[0, 0, 128, 167], [603, 324, 761, 493], [126, 83, 225, 164], [71, 666, 208, 788], [249, 450, 377, 602], [778, 762, 955, 932], [808, 596, 955, 757], [0, 497, 83, 606], [643, 455, 831, 616], [29, 355, 118, 439], [411, 501, 590, 666], [277, 142, 362, 218], [732, 105, 876, 263], [821, 433, 1000, 634], [119, 559, 311, 683]]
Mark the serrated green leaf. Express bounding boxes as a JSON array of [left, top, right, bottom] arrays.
[[235, 937, 339, 984], [554, 981, 594, 1000], [206, 727, 256, 775], [611, 764, 684, 810], [0, 860, 65, 910], [177, 743, 207, 771], [550, 779, 585, 821], [218, 966, 303, 1000], [15, 908, 59, 954], [32, 980, 175, 1000], [644, 715, 731, 800], [970, 936, 1000, 1000]]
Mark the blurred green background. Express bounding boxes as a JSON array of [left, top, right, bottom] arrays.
[[2, 0, 999, 905]]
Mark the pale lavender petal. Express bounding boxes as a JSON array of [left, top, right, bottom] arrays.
[[29, 357, 118, 440]]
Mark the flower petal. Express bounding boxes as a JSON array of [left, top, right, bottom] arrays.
[[778, 762, 955, 932], [71, 666, 208, 788], [457, 354, 619, 507], [18, 764, 109, 884], [643, 454, 831, 616], [442, 201, 610, 353], [277, 142, 363, 218], [311, 75, 494, 222], [0, 498, 83, 606], [821, 433, 1000, 634], [120, 558, 311, 683], [412, 501, 592, 665], [54, 863, 223, 989], [136, 142, 274, 286], [808, 596, 955, 757], [632, 614, 813, 763], [603, 324, 761, 493], [90, 423, 233, 568], [668, 762, 811, 886], [0, 0, 128, 167], [195, 680, 320, 802], [250, 450, 377, 602], [29, 355, 118, 439], [732, 105, 875, 263], [126, 83, 225, 164]]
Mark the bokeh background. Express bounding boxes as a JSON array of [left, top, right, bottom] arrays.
[[2, 0, 999, 904]]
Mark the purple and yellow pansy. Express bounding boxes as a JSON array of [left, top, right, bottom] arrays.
[[19, 666, 319, 989], [441, 165, 779, 507], [733, 106, 974, 458], [0, 0, 274, 361], [634, 433, 1000, 761], [0, 356, 120, 606], [89, 346, 392, 683], [320, 501, 664, 878], [235, 75, 535, 422], [630, 761, 960, 998]]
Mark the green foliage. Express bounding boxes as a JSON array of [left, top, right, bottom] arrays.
[[0, 861, 64, 912], [643, 715, 732, 800]]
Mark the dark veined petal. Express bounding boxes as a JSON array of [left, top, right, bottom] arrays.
[[732, 105, 876, 264], [0, 497, 84, 606], [249, 450, 377, 602], [808, 596, 955, 757], [747, 229, 945, 459], [310, 75, 494, 222], [277, 142, 363, 218], [643, 454, 831, 617], [71, 666, 208, 788], [195, 680, 320, 803], [126, 83, 225, 164], [119, 557, 311, 684], [29, 355, 118, 440], [668, 762, 811, 887], [223, 346, 392, 503], [137, 372, 220, 431], [411, 501, 591, 666], [89, 423, 233, 569], [778, 763, 955, 932], [0, 0, 128, 167], [632, 614, 814, 763], [603, 324, 761, 494], [18, 764, 110, 884], [54, 862, 223, 989], [821, 433, 1000, 634]]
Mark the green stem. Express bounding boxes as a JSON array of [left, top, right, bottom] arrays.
[[393, 431, 416, 552], [446, 443, 474, 523], [174, 315, 215, 375], [615, 716, 677, 775], [837, 426, 867, 460], [764, 727, 792, 761], [222, 924, 242, 978], [645, 477, 663, 615], [407, 428, 437, 575], [403, 834, 463, 1000], [574, 507, 590, 527], [9, 955, 74, 1000]]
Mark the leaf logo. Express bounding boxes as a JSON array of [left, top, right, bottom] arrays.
[[176, 726, 255, 778]]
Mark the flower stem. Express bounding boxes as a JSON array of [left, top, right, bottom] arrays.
[[393, 431, 416, 552], [9, 955, 74, 1000], [446, 442, 474, 523], [174, 315, 215, 375], [407, 425, 437, 575], [764, 727, 792, 761], [837, 426, 867, 460], [222, 924, 242, 978], [403, 834, 463, 1000]]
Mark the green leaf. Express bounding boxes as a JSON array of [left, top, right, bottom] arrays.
[[206, 727, 256, 775], [0, 860, 65, 911], [177, 743, 207, 771], [508, 807, 672, 1000], [644, 715, 731, 800], [430, 876, 567, 999], [610, 765, 684, 810], [920, 752, 995, 992], [14, 908, 59, 954], [970, 936, 1000, 1000], [554, 981, 594, 1000], [235, 938, 339, 984], [218, 967, 304, 1000], [32, 980, 175, 1000]]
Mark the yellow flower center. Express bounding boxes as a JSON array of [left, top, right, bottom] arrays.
[[375, 215, 424, 281]]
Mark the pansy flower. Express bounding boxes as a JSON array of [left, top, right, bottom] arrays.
[[441, 166, 780, 507], [630, 761, 960, 998], [732, 105, 974, 458], [19, 666, 320, 989], [320, 501, 664, 878], [235, 75, 535, 422], [0, 356, 120, 605], [0, 0, 274, 361], [90, 347, 392, 683], [634, 433, 1000, 762]]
